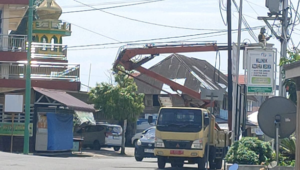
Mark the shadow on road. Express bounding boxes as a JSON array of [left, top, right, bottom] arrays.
[[81, 148, 133, 157]]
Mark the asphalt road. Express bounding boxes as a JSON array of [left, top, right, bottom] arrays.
[[0, 148, 216, 170]]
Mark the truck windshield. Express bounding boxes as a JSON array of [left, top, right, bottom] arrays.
[[157, 109, 202, 132]]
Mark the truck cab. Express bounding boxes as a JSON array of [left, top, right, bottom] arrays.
[[149, 107, 229, 170]]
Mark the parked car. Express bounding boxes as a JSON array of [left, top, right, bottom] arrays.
[[134, 127, 156, 161], [76, 123, 122, 151], [131, 126, 154, 146]]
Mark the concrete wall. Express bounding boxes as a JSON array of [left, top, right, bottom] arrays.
[[226, 164, 294, 170], [0, 136, 34, 153]]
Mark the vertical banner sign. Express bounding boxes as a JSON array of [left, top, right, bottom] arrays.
[[247, 50, 275, 95], [231, 43, 239, 142]]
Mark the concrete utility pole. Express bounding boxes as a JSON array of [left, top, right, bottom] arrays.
[[232, 0, 243, 143], [227, 0, 233, 132], [24, 0, 34, 154], [259, 0, 289, 97], [280, 0, 288, 97]]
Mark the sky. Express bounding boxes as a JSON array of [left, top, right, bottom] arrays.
[[54, 0, 300, 91]]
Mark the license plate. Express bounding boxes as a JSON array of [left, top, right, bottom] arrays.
[[113, 136, 120, 139], [144, 149, 154, 153], [170, 150, 184, 155]]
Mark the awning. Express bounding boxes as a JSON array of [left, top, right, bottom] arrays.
[[74, 111, 96, 126], [34, 87, 95, 112]]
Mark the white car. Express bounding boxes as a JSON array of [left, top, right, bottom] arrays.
[[131, 126, 155, 146]]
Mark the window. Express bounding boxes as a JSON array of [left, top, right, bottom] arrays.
[[247, 100, 253, 112], [153, 95, 160, 106]]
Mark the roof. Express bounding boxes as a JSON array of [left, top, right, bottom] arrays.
[[33, 87, 95, 112], [283, 60, 300, 70], [135, 54, 228, 94]]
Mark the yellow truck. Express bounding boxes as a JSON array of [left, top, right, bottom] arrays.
[[148, 107, 229, 170]]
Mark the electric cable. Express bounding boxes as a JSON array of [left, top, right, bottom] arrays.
[[67, 26, 262, 49], [290, 0, 300, 38], [61, 0, 161, 8], [1, 0, 163, 20], [74, 0, 229, 31]]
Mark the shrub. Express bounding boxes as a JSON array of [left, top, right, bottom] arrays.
[[225, 137, 273, 165]]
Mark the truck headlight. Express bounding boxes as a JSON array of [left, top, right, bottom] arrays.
[[155, 138, 165, 148], [191, 139, 203, 149], [137, 140, 142, 146]]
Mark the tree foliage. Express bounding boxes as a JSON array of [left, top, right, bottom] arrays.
[[280, 51, 300, 104], [89, 66, 145, 122]]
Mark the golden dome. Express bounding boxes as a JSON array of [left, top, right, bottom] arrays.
[[36, 0, 62, 20]]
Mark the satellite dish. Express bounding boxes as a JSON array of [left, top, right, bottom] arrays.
[[258, 96, 296, 139]]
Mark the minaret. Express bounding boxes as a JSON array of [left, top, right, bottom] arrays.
[[32, 0, 71, 60]]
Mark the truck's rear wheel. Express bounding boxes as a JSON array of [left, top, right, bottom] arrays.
[[157, 156, 166, 169], [214, 158, 223, 169], [197, 158, 206, 170]]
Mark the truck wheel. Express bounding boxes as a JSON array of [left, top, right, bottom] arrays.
[[113, 147, 120, 151], [197, 158, 206, 170], [135, 156, 143, 162], [214, 158, 223, 169], [157, 156, 166, 169]]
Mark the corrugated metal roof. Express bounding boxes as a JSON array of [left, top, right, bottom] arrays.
[[135, 54, 228, 94], [33, 87, 95, 112]]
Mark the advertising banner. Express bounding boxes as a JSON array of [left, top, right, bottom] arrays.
[[0, 123, 33, 136], [247, 50, 275, 95]]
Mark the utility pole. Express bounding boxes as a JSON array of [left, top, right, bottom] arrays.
[[279, 0, 288, 97], [259, 0, 289, 97], [24, 0, 34, 154], [227, 0, 233, 132], [232, 0, 243, 142]]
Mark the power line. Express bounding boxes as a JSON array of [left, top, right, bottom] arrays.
[[61, 0, 158, 8], [245, 0, 259, 16], [289, 0, 300, 38], [68, 32, 233, 51], [64, 0, 163, 14], [74, 0, 230, 31], [244, 0, 266, 9], [1, 0, 163, 20], [67, 26, 262, 49], [65, 20, 121, 42]]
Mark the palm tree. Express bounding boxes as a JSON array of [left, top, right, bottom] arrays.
[[280, 136, 296, 160]]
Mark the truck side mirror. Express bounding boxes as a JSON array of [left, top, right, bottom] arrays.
[[204, 117, 209, 126], [148, 116, 153, 124]]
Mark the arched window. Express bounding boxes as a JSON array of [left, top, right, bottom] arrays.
[[51, 36, 58, 51], [41, 35, 48, 51]]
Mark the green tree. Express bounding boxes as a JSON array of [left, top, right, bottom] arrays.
[[280, 51, 300, 104], [89, 66, 145, 155]]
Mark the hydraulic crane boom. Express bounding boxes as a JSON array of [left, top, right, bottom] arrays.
[[113, 43, 230, 105]]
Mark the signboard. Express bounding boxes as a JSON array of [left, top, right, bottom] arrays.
[[0, 123, 33, 136], [247, 49, 275, 95], [5, 94, 23, 113]]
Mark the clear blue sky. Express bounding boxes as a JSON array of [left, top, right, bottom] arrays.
[[55, 0, 300, 91]]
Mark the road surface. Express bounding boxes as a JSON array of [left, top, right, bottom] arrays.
[[0, 148, 219, 170]]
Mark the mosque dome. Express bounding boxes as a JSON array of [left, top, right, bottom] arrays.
[[36, 0, 62, 20]]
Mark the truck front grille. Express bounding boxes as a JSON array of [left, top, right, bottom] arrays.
[[163, 140, 192, 149]]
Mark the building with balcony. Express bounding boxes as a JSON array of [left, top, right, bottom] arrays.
[[0, 0, 93, 153]]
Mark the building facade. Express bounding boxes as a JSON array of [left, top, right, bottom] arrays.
[[0, 0, 90, 153]]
